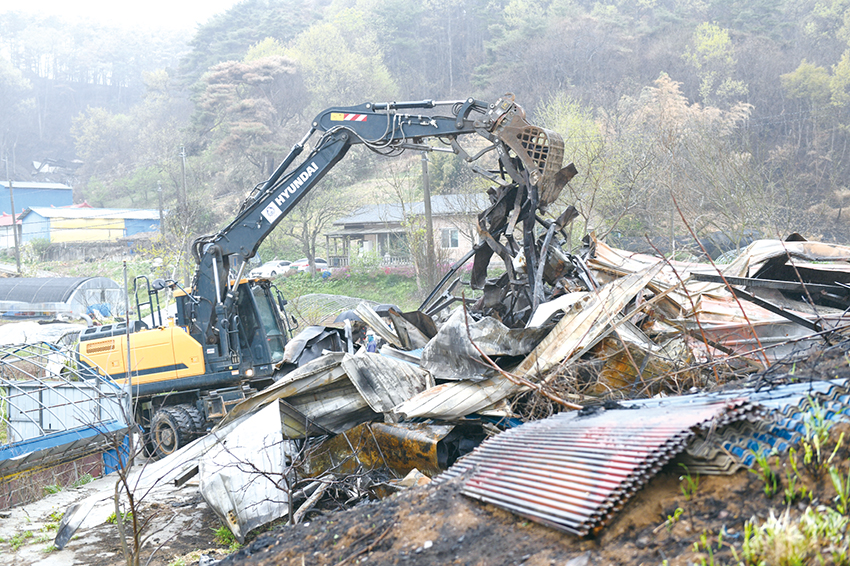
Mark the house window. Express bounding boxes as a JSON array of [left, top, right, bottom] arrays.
[[441, 228, 459, 249]]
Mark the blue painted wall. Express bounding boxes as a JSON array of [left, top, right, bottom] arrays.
[[20, 210, 49, 243], [125, 218, 160, 236], [0, 186, 73, 215]]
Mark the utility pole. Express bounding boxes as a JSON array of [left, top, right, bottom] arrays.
[[421, 152, 435, 288], [3, 155, 21, 275], [179, 145, 188, 212], [157, 181, 164, 236], [180, 146, 189, 287]]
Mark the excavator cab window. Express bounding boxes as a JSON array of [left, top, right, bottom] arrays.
[[250, 284, 287, 363], [235, 285, 261, 358]]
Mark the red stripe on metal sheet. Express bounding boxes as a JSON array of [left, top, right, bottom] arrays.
[[441, 398, 758, 537]]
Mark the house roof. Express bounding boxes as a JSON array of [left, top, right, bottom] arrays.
[[334, 194, 489, 226], [21, 206, 160, 221], [0, 182, 72, 190], [0, 213, 21, 227]]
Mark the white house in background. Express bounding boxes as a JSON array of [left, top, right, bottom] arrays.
[[326, 193, 489, 267]]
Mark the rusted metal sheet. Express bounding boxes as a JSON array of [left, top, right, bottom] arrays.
[[440, 397, 757, 536], [723, 239, 850, 280], [588, 337, 686, 396], [300, 422, 459, 478]]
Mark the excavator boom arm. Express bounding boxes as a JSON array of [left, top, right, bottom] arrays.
[[188, 94, 566, 350]]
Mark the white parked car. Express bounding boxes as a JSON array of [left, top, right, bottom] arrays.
[[249, 260, 291, 278], [289, 258, 329, 272]]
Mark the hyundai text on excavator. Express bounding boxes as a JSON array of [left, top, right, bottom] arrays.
[[76, 94, 571, 457]]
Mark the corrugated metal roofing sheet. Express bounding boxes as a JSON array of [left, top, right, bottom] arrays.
[[24, 206, 159, 220], [0, 182, 71, 190], [440, 397, 758, 536], [674, 378, 850, 473], [333, 194, 490, 226]]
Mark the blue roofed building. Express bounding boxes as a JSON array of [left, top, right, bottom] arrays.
[[0, 182, 73, 215], [20, 206, 161, 243]]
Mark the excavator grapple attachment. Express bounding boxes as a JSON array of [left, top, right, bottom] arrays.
[[483, 95, 568, 209]]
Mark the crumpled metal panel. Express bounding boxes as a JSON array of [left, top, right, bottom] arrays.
[[200, 403, 295, 543], [440, 398, 756, 536], [421, 309, 551, 382], [391, 375, 522, 421], [222, 353, 348, 425], [282, 377, 377, 434], [341, 352, 434, 413], [515, 262, 664, 378], [355, 303, 403, 348]]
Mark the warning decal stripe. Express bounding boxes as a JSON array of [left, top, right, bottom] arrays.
[[330, 112, 368, 122]]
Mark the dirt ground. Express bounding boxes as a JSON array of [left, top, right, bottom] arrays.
[[210, 463, 784, 566], [0, 470, 232, 566], [1, 453, 836, 566], [4, 342, 850, 565]]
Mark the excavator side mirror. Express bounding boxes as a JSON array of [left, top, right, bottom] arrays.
[[151, 279, 168, 291]]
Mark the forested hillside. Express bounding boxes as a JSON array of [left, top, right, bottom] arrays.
[[1, 0, 849, 269]]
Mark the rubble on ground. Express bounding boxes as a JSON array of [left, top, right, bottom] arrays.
[[45, 175, 850, 554]]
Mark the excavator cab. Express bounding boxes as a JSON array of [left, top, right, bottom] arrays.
[[232, 279, 290, 372]]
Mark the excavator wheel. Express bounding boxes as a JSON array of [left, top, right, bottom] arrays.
[[180, 404, 207, 434], [150, 407, 194, 459]]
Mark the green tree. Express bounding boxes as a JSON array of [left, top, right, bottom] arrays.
[[683, 22, 748, 106], [777, 54, 850, 239], [539, 76, 764, 246], [193, 52, 305, 179], [0, 55, 33, 172], [178, 0, 318, 86], [71, 108, 137, 192], [285, 8, 397, 110]]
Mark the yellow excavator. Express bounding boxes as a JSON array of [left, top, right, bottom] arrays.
[[77, 94, 569, 457]]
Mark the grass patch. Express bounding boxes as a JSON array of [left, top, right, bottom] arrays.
[[212, 524, 241, 552], [106, 511, 134, 524], [9, 530, 34, 550], [71, 473, 94, 488], [277, 270, 423, 312]]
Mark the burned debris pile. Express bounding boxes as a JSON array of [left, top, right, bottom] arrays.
[[52, 173, 850, 549]]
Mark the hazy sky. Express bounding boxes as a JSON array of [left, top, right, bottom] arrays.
[[6, 0, 242, 29]]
